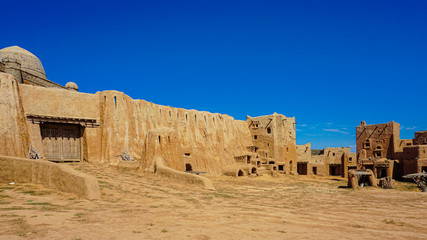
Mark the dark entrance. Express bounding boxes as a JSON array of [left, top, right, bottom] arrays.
[[358, 175, 371, 187], [329, 165, 342, 176], [365, 165, 374, 171], [297, 163, 307, 175], [376, 167, 388, 178], [41, 123, 82, 161], [185, 163, 193, 171]]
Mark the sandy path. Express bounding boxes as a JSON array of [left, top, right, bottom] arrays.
[[0, 162, 425, 240]]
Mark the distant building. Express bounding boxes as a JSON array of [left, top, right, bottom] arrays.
[[296, 145, 356, 177], [402, 131, 427, 175], [246, 114, 297, 174], [356, 121, 427, 177]]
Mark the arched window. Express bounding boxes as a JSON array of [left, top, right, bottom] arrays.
[[267, 127, 271, 134], [364, 139, 371, 148]]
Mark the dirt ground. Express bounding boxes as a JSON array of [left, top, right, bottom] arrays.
[[0, 162, 426, 240]]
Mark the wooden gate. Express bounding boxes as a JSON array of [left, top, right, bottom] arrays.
[[41, 124, 82, 161]]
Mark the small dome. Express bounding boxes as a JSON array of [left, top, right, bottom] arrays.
[[0, 46, 47, 79], [65, 82, 78, 91]]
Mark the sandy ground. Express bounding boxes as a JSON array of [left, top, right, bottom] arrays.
[[0, 162, 426, 240]]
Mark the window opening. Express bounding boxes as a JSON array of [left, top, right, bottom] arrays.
[[185, 164, 193, 172], [364, 140, 371, 148]]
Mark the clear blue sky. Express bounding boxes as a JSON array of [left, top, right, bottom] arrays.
[[3, 0, 427, 151]]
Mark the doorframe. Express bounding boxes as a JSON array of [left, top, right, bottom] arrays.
[[40, 123, 83, 162]]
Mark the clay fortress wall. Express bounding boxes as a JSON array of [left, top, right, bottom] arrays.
[[2, 46, 425, 181], [0, 46, 297, 175]]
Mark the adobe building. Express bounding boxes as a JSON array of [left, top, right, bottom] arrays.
[[356, 121, 427, 178], [402, 145, 427, 175], [296, 143, 328, 176], [0, 46, 299, 176], [296, 144, 356, 177], [296, 143, 311, 175], [246, 114, 297, 174], [402, 131, 427, 175], [356, 121, 403, 160], [413, 131, 427, 145]]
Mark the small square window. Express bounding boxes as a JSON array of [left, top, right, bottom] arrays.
[[364, 140, 371, 148]]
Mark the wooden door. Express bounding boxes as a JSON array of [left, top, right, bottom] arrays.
[[41, 124, 81, 161]]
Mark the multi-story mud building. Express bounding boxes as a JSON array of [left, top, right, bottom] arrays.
[[356, 121, 427, 177], [245, 114, 297, 174]]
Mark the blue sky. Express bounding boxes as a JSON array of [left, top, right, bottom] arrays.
[[2, 0, 427, 151]]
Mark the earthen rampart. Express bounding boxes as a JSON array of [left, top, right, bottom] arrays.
[[0, 155, 100, 199], [2, 73, 254, 175]]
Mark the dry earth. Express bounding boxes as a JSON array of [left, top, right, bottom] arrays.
[[0, 162, 426, 240]]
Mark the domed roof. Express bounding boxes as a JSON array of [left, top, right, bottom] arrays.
[[0, 46, 46, 79], [65, 82, 78, 91]]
